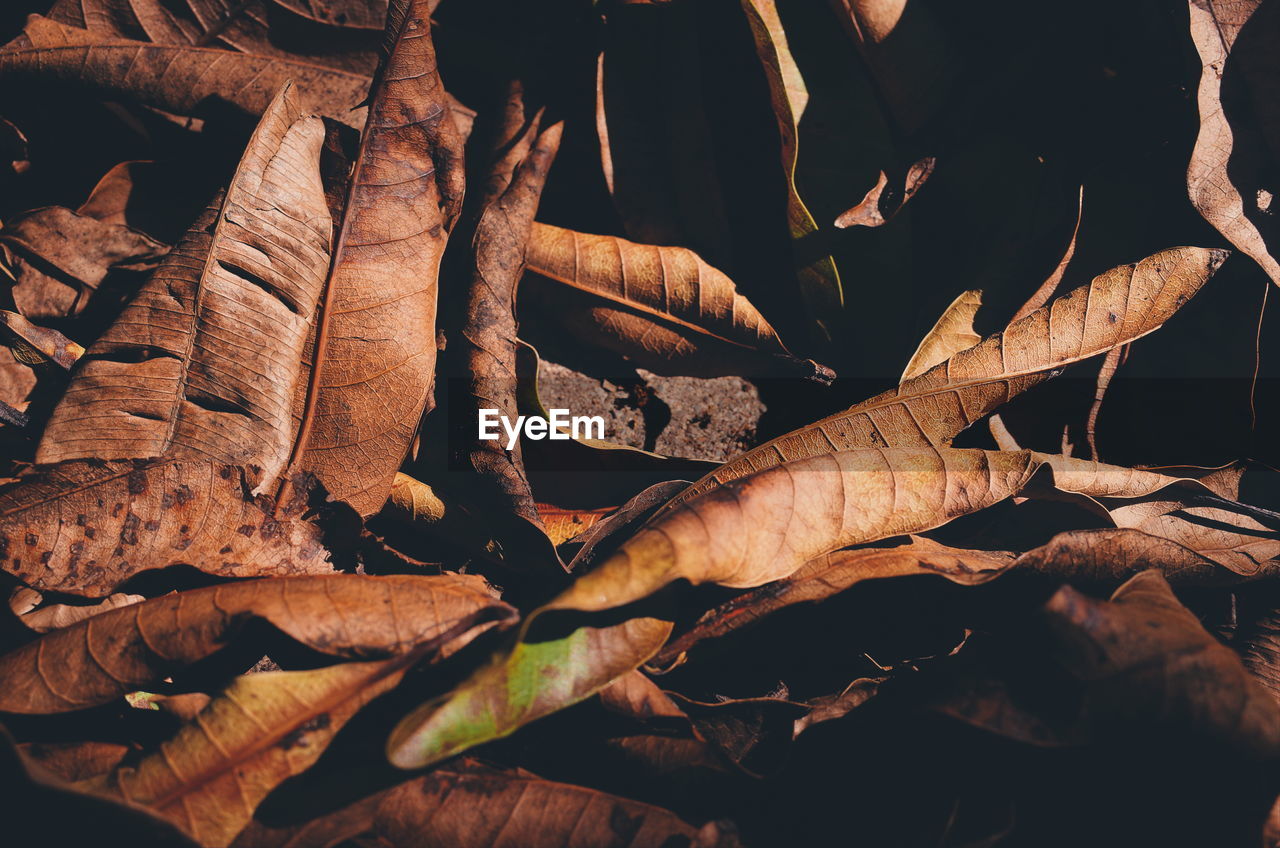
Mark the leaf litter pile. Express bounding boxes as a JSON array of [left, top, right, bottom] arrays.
[[3, 0, 1280, 845]]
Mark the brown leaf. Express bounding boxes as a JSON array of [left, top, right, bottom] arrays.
[[540, 504, 611, 546], [598, 670, 686, 722], [387, 447, 1039, 768], [945, 571, 1280, 757], [900, 288, 982, 381], [0, 310, 84, 371], [0, 572, 510, 713], [0, 15, 371, 124], [86, 658, 420, 847], [283, 0, 462, 515], [664, 247, 1225, 510], [523, 223, 835, 381], [447, 88, 563, 571], [273, 0, 392, 31], [34, 86, 333, 478], [0, 204, 169, 321], [0, 459, 332, 596], [36, 4, 462, 517], [651, 537, 1014, 670], [739, 0, 843, 336], [0, 726, 201, 848], [834, 155, 936, 229], [1009, 185, 1085, 322], [18, 590, 143, 632], [235, 760, 737, 848], [1187, 0, 1280, 285], [828, 0, 958, 134]]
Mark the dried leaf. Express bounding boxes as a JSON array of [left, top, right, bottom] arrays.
[[273, 0, 391, 31], [740, 0, 843, 334], [665, 247, 1225, 510], [36, 3, 463, 517], [0, 204, 168, 321], [900, 288, 982, 381], [945, 571, 1280, 756], [283, 0, 461, 514], [652, 537, 1014, 669], [0, 15, 370, 124], [86, 658, 420, 847], [1187, 0, 1280, 285], [0, 726, 200, 848], [19, 591, 143, 632], [524, 223, 835, 381], [447, 90, 563, 571], [234, 760, 737, 848], [0, 572, 509, 713], [387, 447, 1039, 768], [0, 459, 331, 596], [0, 310, 84, 370], [828, 0, 957, 134], [834, 156, 935, 229]]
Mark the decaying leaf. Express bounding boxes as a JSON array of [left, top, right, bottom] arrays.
[[665, 247, 1225, 509], [446, 87, 563, 573], [740, 0, 843, 337], [900, 288, 981, 381], [0, 15, 371, 124], [523, 223, 835, 381], [0, 310, 83, 370], [0, 203, 169, 321], [827, 0, 958, 134], [233, 759, 737, 848], [34, 1, 462, 517], [17, 590, 143, 632], [0, 459, 332, 596], [386, 447, 1039, 768], [0, 572, 510, 712], [1187, 0, 1280, 286], [940, 571, 1280, 757], [0, 727, 201, 848], [86, 657, 422, 847], [834, 155, 936, 229], [652, 537, 1014, 669]]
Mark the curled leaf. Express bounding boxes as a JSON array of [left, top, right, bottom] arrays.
[[523, 223, 834, 381], [665, 247, 1226, 509], [0, 572, 510, 713]]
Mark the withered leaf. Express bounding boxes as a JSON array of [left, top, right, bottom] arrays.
[[448, 89, 563, 573], [739, 0, 842, 335], [652, 537, 1013, 670], [664, 247, 1225, 509], [86, 658, 422, 847], [523, 223, 834, 381], [0, 15, 371, 124], [1187, 0, 1280, 286], [37, 2, 462, 517], [387, 447, 1039, 768], [828, 0, 958, 134], [0, 726, 200, 848], [0, 459, 331, 597], [834, 156, 936, 229], [273, 0, 391, 31], [234, 760, 737, 848], [900, 288, 981, 381], [0, 310, 84, 371], [36, 84, 334, 484], [940, 571, 1280, 757], [0, 204, 169, 321], [0, 572, 509, 713], [17, 590, 143, 633], [284, 0, 461, 515]]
